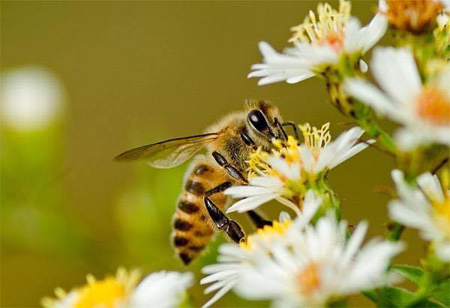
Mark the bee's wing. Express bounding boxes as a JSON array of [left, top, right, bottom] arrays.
[[114, 132, 219, 169]]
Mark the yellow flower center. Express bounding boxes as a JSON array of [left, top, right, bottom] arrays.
[[240, 220, 292, 250], [416, 87, 450, 126], [385, 0, 445, 33], [297, 262, 321, 296], [433, 197, 450, 238], [75, 277, 127, 308], [42, 269, 141, 308], [289, 0, 350, 51], [300, 123, 332, 160]]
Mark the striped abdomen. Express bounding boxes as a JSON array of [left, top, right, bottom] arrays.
[[172, 156, 228, 265]]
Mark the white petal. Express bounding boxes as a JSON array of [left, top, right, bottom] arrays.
[[344, 78, 405, 122], [358, 13, 388, 53], [417, 172, 444, 202], [225, 185, 273, 198], [302, 190, 322, 221], [371, 47, 422, 107], [344, 17, 363, 53], [226, 194, 279, 213], [342, 221, 368, 265], [132, 271, 193, 308], [202, 281, 236, 308]]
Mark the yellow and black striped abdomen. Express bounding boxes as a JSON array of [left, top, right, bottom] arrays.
[[172, 156, 228, 265]]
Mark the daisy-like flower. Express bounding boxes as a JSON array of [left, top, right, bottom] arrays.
[[225, 124, 372, 214], [389, 169, 450, 261], [344, 47, 450, 150], [248, 0, 387, 85], [379, 0, 449, 33], [233, 216, 404, 307], [201, 211, 309, 308], [1, 67, 66, 131], [42, 269, 194, 308]]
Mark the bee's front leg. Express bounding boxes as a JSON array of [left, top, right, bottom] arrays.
[[204, 182, 245, 243], [212, 151, 248, 184]]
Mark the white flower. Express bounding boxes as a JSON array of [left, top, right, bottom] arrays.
[[389, 170, 450, 261], [1, 67, 66, 131], [224, 158, 303, 215], [344, 47, 450, 150], [225, 124, 372, 214], [248, 0, 387, 85], [42, 269, 193, 308], [298, 124, 373, 174], [234, 216, 404, 307], [201, 213, 300, 308]]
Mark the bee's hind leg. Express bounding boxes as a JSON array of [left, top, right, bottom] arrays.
[[204, 182, 245, 243], [247, 210, 273, 229]]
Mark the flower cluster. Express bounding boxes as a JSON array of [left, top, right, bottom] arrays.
[[43, 0, 449, 307], [225, 123, 372, 216], [202, 196, 404, 307]]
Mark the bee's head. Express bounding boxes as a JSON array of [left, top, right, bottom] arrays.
[[244, 100, 286, 148]]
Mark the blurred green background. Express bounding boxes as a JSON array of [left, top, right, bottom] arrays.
[[1, 1, 424, 307]]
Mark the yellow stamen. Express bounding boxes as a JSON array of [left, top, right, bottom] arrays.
[[240, 219, 292, 250], [246, 146, 272, 178], [300, 123, 332, 159], [289, 0, 351, 49], [297, 262, 321, 296], [416, 87, 450, 126]]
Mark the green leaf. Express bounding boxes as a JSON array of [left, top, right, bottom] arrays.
[[364, 287, 444, 308], [391, 264, 424, 285], [364, 287, 414, 307], [431, 279, 450, 307]]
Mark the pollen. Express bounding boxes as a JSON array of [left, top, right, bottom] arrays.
[[416, 87, 450, 126], [272, 135, 301, 164], [384, 0, 445, 33], [246, 147, 272, 178], [300, 123, 332, 159], [240, 219, 292, 250], [289, 0, 350, 49], [296, 262, 321, 296]]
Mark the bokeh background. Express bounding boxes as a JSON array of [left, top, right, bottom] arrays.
[[1, 1, 423, 307]]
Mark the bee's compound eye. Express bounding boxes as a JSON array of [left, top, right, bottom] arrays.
[[248, 110, 268, 132]]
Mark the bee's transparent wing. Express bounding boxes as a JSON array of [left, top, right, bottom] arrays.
[[113, 133, 218, 168]]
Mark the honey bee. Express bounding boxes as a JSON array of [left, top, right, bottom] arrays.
[[114, 100, 297, 265]]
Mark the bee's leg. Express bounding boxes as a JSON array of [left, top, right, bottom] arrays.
[[282, 121, 300, 141], [204, 182, 245, 243], [274, 117, 288, 141], [212, 151, 248, 184], [247, 210, 273, 229], [240, 130, 257, 150]]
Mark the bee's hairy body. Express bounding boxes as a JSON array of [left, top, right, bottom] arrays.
[[173, 113, 252, 264], [114, 100, 288, 265]]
